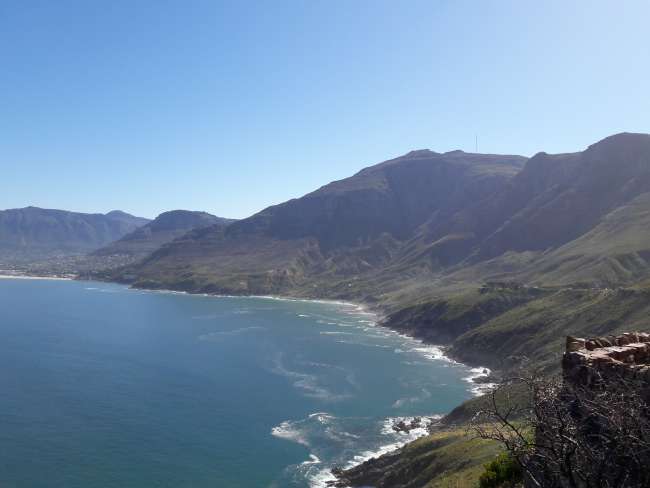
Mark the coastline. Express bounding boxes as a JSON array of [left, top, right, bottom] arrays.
[[122, 282, 498, 487], [129, 285, 495, 388], [0, 273, 73, 281], [15, 275, 495, 487]]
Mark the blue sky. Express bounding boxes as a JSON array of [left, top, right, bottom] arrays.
[[2, 0, 649, 219]]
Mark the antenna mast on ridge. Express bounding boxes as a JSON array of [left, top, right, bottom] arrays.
[[475, 134, 478, 153]]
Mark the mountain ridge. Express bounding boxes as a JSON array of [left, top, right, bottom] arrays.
[[108, 133, 650, 310], [0, 207, 150, 260], [93, 210, 234, 260], [113, 149, 527, 294]]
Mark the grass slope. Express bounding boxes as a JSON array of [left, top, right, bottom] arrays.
[[337, 428, 502, 488]]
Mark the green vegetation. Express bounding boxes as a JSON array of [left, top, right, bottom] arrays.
[[478, 452, 522, 488], [337, 427, 504, 488], [380, 283, 650, 373]]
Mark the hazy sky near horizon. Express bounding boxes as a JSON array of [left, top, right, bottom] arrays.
[[2, 1, 649, 219]]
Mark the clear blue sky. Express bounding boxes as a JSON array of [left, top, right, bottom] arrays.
[[2, 0, 649, 219]]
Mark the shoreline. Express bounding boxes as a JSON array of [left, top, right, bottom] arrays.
[[128, 284, 495, 387], [11, 275, 495, 487], [0, 273, 73, 281], [122, 282, 497, 487]]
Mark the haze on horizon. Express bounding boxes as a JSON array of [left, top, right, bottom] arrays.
[[2, 0, 649, 220]]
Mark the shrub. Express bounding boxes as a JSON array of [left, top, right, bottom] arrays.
[[478, 452, 522, 488]]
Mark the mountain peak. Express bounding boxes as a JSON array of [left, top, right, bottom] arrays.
[[106, 210, 132, 217], [93, 210, 233, 258], [401, 149, 438, 159], [587, 132, 650, 152]]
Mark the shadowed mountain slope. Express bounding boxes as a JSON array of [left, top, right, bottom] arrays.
[[93, 210, 234, 260], [119, 133, 650, 307], [117, 150, 525, 293], [0, 207, 149, 260]]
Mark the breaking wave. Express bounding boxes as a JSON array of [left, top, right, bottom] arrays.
[[272, 413, 442, 487]]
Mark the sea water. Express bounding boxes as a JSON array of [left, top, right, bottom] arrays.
[[0, 278, 485, 487]]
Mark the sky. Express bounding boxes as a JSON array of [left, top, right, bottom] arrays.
[[1, 0, 649, 219]]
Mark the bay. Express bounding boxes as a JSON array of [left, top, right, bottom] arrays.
[[0, 278, 481, 487]]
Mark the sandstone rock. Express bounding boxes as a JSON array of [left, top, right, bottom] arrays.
[[598, 337, 612, 347], [566, 336, 586, 352]]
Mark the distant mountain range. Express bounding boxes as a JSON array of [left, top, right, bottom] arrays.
[[93, 210, 234, 260], [0, 207, 235, 272], [0, 207, 150, 260]]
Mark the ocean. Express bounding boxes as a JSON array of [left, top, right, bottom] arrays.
[[0, 278, 484, 487]]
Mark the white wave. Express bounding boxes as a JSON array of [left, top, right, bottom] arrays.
[[271, 420, 310, 447], [336, 340, 392, 348], [301, 454, 321, 466], [464, 367, 497, 396], [307, 415, 443, 487], [308, 412, 333, 419], [309, 468, 338, 488]]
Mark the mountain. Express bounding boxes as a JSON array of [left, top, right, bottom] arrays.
[[0, 207, 150, 261], [116, 133, 650, 306], [115, 150, 526, 293], [104, 210, 150, 228], [93, 210, 234, 260], [367, 133, 650, 368], [420, 133, 650, 287]]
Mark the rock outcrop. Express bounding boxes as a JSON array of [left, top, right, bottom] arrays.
[[563, 332, 650, 398]]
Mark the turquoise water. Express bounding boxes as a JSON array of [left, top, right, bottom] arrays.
[[0, 278, 481, 487]]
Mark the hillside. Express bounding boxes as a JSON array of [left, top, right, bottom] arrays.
[[117, 134, 650, 309], [114, 150, 525, 294], [93, 210, 234, 260], [108, 133, 650, 369], [385, 283, 650, 372], [332, 427, 502, 488], [0, 207, 149, 262]]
